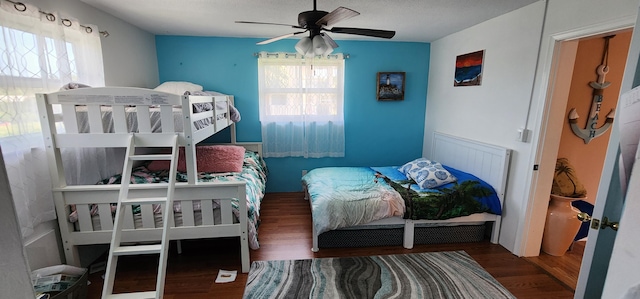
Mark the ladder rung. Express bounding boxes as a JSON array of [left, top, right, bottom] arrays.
[[104, 291, 157, 299], [113, 244, 161, 256], [130, 154, 173, 161], [122, 197, 168, 205]]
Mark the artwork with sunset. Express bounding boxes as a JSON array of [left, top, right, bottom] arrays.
[[454, 50, 484, 86]]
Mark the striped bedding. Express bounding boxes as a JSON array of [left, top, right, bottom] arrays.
[[69, 151, 267, 249]]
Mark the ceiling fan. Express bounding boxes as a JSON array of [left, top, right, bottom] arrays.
[[235, 0, 395, 56]]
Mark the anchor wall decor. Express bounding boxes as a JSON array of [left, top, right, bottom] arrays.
[[568, 35, 616, 144]]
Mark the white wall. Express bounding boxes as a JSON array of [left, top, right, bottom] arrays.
[[29, 0, 159, 87], [423, 2, 546, 253], [425, 0, 639, 255]]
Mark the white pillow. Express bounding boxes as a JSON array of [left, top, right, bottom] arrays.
[[154, 81, 203, 95], [399, 158, 457, 189]]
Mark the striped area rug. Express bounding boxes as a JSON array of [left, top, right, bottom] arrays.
[[243, 251, 515, 299]]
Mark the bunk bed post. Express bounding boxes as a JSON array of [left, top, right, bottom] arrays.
[[36, 94, 68, 189], [230, 96, 237, 144], [237, 184, 250, 273], [36, 94, 81, 266], [181, 95, 197, 184]]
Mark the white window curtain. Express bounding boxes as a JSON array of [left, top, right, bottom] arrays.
[[0, 2, 105, 237], [258, 52, 345, 158]]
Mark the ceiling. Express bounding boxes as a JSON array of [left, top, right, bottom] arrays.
[[81, 0, 539, 43]]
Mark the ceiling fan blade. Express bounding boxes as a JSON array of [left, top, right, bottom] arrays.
[[329, 27, 395, 39], [236, 21, 303, 29], [316, 7, 359, 27], [321, 33, 339, 49], [257, 31, 306, 45]]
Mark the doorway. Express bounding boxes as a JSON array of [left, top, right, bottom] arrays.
[[526, 29, 633, 290]]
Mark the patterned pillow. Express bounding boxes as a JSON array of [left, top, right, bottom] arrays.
[[399, 158, 457, 189]]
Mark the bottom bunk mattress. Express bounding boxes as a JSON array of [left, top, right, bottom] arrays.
[[302, 161, 502, 239], [68, 150, 267, 249]]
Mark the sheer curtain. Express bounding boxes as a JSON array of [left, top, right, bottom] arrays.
[[258, 52, 345, 158], [0, 2, 105, 237]]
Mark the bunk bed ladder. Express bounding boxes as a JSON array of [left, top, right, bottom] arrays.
[[102, 134, 179, 299]]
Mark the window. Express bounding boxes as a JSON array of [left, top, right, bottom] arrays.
[[258, 52, 345, 158], [0, 1, 105, 237], [0, 27, 79, 141]]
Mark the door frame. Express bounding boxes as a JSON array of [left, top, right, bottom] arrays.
[[518, 16, 636, 258]]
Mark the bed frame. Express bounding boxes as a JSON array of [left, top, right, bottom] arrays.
[[36, 87, 260, 273], [310, 132, 511, 251]]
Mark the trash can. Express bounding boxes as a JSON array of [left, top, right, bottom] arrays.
[[32, 265, 88, 299]]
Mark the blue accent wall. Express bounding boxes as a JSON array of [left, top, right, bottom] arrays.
[[156, 36, 430, 192]]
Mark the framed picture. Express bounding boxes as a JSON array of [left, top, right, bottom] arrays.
[[377, 72, 405, 101], [454, 50, 484, 86]]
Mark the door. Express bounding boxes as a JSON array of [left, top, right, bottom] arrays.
[[601, 152, 640, 298], [574, 6, 640, 298]]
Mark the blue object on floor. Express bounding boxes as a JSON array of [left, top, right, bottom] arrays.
[[572, 200, 594, 241]]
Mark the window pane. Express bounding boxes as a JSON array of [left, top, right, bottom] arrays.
[[66, 42, 79, 81], [264, 93, 302, 116], [265, 65, 300, 88], [0, 26, 77, 80], [0, 95, 40, 137], [305, 93, 337, 116], [0, 28, 41, 78]]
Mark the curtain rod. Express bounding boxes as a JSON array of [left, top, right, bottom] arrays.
[[253, 52, 350, 59], [5, 0, 110, 37]]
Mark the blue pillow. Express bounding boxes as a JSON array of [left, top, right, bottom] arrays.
[[370, 166, 407, 181], [399, 158, 457, 189]]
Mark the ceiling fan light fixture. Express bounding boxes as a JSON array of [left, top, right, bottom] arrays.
[[295, 37, 313, 56], [312, 35, 331, 55]]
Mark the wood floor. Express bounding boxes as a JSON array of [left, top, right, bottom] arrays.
[[526, 240, 585, 290], [86, 192, 575, 298]]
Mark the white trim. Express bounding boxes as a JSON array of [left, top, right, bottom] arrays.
[[516, 15, 636, 257]]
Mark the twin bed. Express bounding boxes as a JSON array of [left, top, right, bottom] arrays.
[[37, 85, 265, 273], [37, 84, 511, 273], [303, 132, 511, 252]]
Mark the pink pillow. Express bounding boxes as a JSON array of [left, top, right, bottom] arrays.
[[199, 145, 246, 173], [147, 145, 246, 173]]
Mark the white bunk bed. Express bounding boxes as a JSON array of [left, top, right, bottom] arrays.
[[305, 132, 511, 252], [36, 87, 262, 273]]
